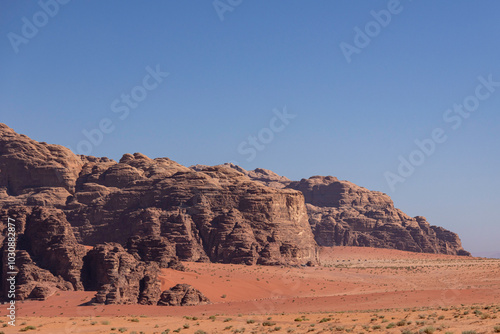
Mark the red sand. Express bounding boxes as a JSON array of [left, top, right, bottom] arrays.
[[14, 246, 500, 318]]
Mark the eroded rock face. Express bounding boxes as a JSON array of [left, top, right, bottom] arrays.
[[69, 158, 317, 266], [5, 250, 72, 300], [82, 243, 161, 305], [23, 207, 87, 290], [0, 206, 83, 300], [0, 123, 82, 197], [193, 164, 292, 189], [287, 177, 470, 256], [127, 235, 185, 270], [219, 165, 469, 256], [0, 124, 318, 270], [0, 123, 470, 302], [158, 284, 210, 306]]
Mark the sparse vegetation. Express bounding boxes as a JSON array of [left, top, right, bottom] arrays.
[[263, 321, 277, 326], [420, 327, 435, 334]]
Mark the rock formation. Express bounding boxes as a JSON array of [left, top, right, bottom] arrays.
[[0, 206, 83, 300], [231, 171, 470, 256], [0, 123, 470, 302], [82, 243, 161, 305], [0, 123, 82, 197], [127, 235, 185, 270], [286, 176, 470, 255], [22, 207, 87, 290], [158, 284, 210, 306]]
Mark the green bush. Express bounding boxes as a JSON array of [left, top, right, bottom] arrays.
[[263, 321, 276, 326], [419, 327, 435, 334]]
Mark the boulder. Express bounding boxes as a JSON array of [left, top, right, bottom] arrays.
[[158, 284, 210, 306]]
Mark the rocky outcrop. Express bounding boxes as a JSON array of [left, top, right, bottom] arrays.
[[127, 235, 185, 271], [82, 243, 161, 305], [0, 206, 84, 300], [23, 207, 87, 290], [158, 284, 210, 306], [69, 158, 317, 266], [192, 164, 291, 189], [217, 166, 469, 256], [287, 176, 470, 256], [0, 124, 318, 270], [0, 123, 82, 197], [4, 249, 73, 300], [0, 123, 470, 302]]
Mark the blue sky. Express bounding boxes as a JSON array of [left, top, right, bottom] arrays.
[[1, 1, 499, 255]]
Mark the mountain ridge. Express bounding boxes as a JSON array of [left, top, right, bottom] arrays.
[[0, 123, 469, 303]]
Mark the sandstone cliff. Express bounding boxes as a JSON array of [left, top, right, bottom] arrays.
[[0, 123, 470, 302], [287, 176, 470, 256], [222, 165, 469, 256]]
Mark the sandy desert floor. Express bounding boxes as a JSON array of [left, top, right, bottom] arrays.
[[3, 246, 500, 333]]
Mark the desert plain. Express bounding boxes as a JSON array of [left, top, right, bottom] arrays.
[[3, 246, 500, 334]]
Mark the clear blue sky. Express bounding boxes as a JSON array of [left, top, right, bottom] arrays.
[[1, 1, 499, 255]]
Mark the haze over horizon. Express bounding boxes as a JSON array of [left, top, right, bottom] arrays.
[[1, 1, 499, 255]]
